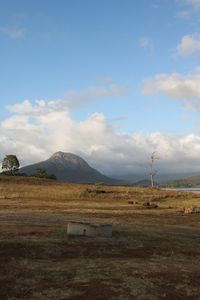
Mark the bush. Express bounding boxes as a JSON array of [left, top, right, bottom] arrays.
[[31, 168, 57, 180], [80, 187, 107, 197]]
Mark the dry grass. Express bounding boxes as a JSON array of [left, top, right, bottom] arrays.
[[0, 176, 200, 299]]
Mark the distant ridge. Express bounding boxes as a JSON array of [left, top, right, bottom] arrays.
[[20, 151, 129, 185], [162, 175, 200, 188], [132, 179, 152, 187]]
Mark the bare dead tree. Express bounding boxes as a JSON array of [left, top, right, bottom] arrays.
[[149, 151, 159, 188]]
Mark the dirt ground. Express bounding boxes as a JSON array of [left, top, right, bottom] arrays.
[[0, 177, 200, 299]]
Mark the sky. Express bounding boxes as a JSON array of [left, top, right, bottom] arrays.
[[1, 0, 200, 179]]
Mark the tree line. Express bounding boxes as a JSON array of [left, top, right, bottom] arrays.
[[1, 154, 57, 180]]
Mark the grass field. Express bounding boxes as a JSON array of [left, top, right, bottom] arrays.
[[0, 176, 200, 300]]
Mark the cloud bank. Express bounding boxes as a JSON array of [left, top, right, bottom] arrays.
[[1, 96, 200, 178]]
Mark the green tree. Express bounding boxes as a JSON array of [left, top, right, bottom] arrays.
[[32, 168, 57, 180], [32, 168, 49, 178], [2, 154, 20, 175]]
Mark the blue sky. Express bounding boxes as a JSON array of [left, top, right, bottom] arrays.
[[1, 0, 200, 177]]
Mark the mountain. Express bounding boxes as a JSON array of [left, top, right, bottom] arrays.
[[161, 175, 200, 188], [110, 172, 199, 182], [20, 151, 129, 185], [132, 179, 152, 187]]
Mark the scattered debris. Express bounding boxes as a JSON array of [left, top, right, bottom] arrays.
[[143, 201, 158, 209], [143, 195, 169, 202], [183, 206, 200, 214], [128, 200, 138, 205]]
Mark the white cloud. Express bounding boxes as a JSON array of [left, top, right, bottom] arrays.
[[180, 0, 200, 10], [138, 36, 154, 53], [64, 84, 127, 109], [142, 70, 200, 111], [176, 10, 191, 19], [0, 26, 26, 39], [96, 77, 114, 84], [176, 34, 200, 56], [1, 97, 200, 177], [177, 0, 200, 18], [6, 83, 127, 115]]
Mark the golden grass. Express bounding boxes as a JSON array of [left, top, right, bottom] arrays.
[[0, 176, 200, 299]]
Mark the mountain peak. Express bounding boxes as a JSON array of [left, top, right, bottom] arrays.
[[20, 151, 126, 185], [50, 152, 88, 168], [51, 151, 77, 159]]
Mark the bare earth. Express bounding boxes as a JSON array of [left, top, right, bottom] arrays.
[[0, 177, 200, 300]]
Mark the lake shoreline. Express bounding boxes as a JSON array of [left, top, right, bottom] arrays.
[[162, 187, 200, 193]]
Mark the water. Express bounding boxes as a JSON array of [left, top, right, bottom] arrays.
[[163, 188, 200, 193]]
